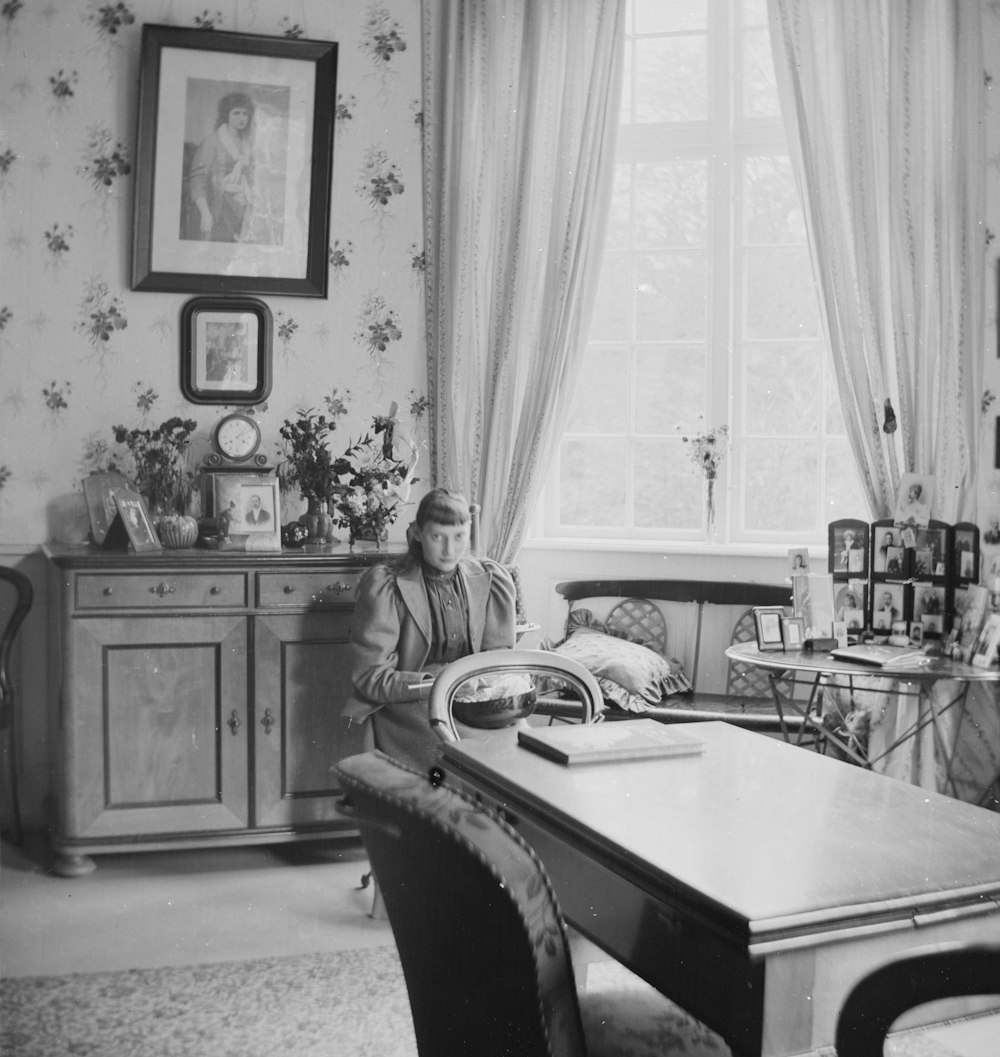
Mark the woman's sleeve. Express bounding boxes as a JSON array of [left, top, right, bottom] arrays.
[[350, 565, 431, 705], [480, 560, 517, 651]]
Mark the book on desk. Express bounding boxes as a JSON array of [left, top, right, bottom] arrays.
[[829, 643, 926, 667], [517, 718, 704, 765]]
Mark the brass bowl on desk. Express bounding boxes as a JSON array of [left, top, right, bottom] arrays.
[[452, 689, 537, 729]]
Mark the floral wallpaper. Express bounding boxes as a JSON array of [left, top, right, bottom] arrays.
[[0, 0, 426, 546]]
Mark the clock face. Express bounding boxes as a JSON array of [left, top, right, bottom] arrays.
[[215, 414, 261, 462]]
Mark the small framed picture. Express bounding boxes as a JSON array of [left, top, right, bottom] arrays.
[[908, 622, 924, 645], [180, 296, 273, 405], [912, 582, 946, 637], [893, 473, 934, 529], [780, 615, 805, 650], [788, 548, 810, 574], [971, 613, 1000, 669], [110, 488, 162, 553], [828, 519, 869, 576], [83, 471, 136, 545], [753, 606, 787, 652], [211, 474, 281, 551], [952, 522, 980, 582], [872, 583, 905, 632]]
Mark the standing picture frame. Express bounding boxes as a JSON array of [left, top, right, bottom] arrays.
[[211, 474, 281, 552], [753, 606, 787, 652], [131, 24, 337, 298], [971, 612, 1000, 669], [180, 296, 273, 405]]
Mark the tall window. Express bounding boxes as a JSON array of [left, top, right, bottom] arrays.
[[545, 0, 861, 545]]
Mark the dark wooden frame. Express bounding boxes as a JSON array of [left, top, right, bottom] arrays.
[[131, 24, 337, 298], [180, 296, 272, 405]]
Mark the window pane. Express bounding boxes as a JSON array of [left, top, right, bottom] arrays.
[[634, 37, 708, 122], [635, 346, 707, 434], [559, 439, 627, 527], [634, 0, 706, 34], [589, 251, 631, 342], [745, 156, 804, 244], [635, 440, 701, 529], [824, 441, 867, 521], [743, 438, 820, 532], [742, 344, 820, 435], [636, 252, 707, 340], [744, 248, 819, 339], [635, 161, 707, 247], [570, 348, 629, 433], [606, 164, 632, 250], [742, 26, 779, 117]]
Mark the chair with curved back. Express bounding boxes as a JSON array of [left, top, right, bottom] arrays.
[[835, 943, 1000, 1057], [428, 647, 604, 745], [0, 565, 33, 846], [335, 749, 731, 1057]]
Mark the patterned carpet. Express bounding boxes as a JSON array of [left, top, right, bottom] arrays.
[[3, 942, 995, 1057], [0, 947, 416, 1057]]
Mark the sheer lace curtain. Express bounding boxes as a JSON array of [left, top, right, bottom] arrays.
[[420, 0, 624, 562], [768, 0, 986, 521]]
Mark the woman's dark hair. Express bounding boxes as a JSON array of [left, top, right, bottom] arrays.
[[216, 92, 255, 130], [404, 489, 471, 560]]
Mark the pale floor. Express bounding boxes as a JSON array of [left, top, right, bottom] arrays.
[[0, 830, 394, 979]]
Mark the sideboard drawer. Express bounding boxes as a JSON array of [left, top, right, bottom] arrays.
[[257, 571, 362, 608], [75, 573, 248, 610]]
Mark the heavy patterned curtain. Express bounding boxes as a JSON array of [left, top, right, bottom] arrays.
[[420, 0, 624, 562], [768, 0, 986, 521]]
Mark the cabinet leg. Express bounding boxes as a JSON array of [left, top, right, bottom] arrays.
[[52, 850, 97, 877]]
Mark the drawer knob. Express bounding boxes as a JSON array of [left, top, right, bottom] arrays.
[[331, 581, 351, 594], [227, 710, 242, 736], [260, 708, 276, 736], [210, 585, 221, 595], [149, 582, 176, 598], [102, 586, 113, 596], [283, 585, 295, 594]]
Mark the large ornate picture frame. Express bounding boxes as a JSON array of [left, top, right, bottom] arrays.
[[131, 24, 337, 298]]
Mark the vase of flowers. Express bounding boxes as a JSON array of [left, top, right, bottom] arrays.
[[278, 408, 343, 543], [111, 417, 198, 547], [331, 411, 419, 548]]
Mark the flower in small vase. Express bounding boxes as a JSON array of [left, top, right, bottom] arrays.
[[111, 416, 197, 514], [278, 399, 349, 502], [679, 423, 729, 529]]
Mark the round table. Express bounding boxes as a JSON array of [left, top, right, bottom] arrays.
[[725, 642, 1000, 804]]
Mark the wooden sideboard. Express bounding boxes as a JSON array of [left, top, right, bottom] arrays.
[[43, 543, 401, 876]]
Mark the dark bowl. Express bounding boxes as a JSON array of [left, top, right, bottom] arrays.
[[452, 689, 537, 730]]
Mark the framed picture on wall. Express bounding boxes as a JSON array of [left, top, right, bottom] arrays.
[[131, 24, 337, 298], [180, 296, 273, 404]]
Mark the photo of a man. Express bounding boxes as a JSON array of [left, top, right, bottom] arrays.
[[245, 491, 272, 528]]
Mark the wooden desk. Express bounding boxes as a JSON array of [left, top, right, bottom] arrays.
[[442, 722, 1000, 1057], [726, 642, 1000, 802]]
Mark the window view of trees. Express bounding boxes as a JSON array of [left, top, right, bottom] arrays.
[[547, 0, 862, 544]]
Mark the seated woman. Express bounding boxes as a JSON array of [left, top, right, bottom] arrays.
[[339, 488, 517, 771]]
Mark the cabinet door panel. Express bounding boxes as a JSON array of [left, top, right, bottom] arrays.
[[63, 615, 248, 838], [254, 611, 355, 828]]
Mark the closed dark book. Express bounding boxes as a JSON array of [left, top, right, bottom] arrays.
[[517, 719, 704, 766]]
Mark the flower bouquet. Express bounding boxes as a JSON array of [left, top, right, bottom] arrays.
[[110, 416, 199, 547], [331, 410, 418, 547]]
